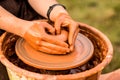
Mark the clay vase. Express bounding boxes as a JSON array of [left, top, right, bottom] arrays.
[[0, 22, 113, 80]]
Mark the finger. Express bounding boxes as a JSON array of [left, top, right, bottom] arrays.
[[70, 28, 80, 51], [38, 46, 66, 54], [54, 17, 64, 34], [41, 22, 55, 35], [61, 20, 70, 27], [42, 34, 69, 48], [68, 23, 78, 45], [26, 41, 65, 54], [26, 41, 40, 50], [72, 28, 80, 46], [40, 41, 70, 53]]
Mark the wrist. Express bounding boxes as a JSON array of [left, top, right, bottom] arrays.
[[21, 21, 41, 38], [17, 20, 35, 37], [47, 4, 69, 22]]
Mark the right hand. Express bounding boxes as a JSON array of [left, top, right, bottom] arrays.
[[53, 13, 79, 51], [23, 21, 70, 54]]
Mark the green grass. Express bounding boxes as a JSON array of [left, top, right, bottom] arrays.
[[58, 0, 120, 73]]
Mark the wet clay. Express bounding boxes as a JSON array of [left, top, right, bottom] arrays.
[[1, 24, 106, 75], [15, 33, 93, 70]]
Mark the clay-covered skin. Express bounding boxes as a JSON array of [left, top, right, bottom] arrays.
[[24, 21, 70, 54], [1, 26, 106, 75], [53, 13, 79, 51]]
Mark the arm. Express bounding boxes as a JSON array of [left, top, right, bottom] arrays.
[[0, 6, 69, 54], [28, 0, 79, 51], [0, 6, 33, 37], [28, 0, 68, 21]]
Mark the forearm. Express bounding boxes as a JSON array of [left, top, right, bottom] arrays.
[[28, 0, 68, 21], [0, 6, 33, 37]]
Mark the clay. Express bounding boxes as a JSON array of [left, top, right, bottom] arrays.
[[53, 30, 68, 41], [23, 21, 70, 55], [1, 28, 105, 75], [15, 33, 94, 70]]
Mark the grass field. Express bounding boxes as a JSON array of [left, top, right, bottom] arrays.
[[58, 0, 120, 73]]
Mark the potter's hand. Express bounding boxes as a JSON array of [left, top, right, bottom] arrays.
[[54, 13, 79, 51], [23, 21, 70, 54]]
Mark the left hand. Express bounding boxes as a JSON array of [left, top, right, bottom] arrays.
[[53, 13, 79, 51], [23, 20, 70, 54]]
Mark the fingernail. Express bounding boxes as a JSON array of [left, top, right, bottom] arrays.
[[69, 40, 72, 45], [67, 49, 70, 52], [70, 45, 74, 51], [63, 43, 68, 48]]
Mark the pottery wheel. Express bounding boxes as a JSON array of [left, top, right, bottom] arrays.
[[15, 33, 94, 70]]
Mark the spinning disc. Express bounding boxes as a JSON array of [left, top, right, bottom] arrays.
[[15, 33, 94, 70]]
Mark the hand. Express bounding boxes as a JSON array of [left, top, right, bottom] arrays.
[[53, 13, 79, 51], [23, 21, 70, 54]]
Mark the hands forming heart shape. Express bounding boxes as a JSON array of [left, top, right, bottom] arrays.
[[23, 20, 79, 54]]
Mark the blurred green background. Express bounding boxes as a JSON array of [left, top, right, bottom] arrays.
[[57, 0, 120, 73]]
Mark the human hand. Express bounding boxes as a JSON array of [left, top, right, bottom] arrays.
[[23, 21, 70, 54], [53, 13, 79, 51]]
